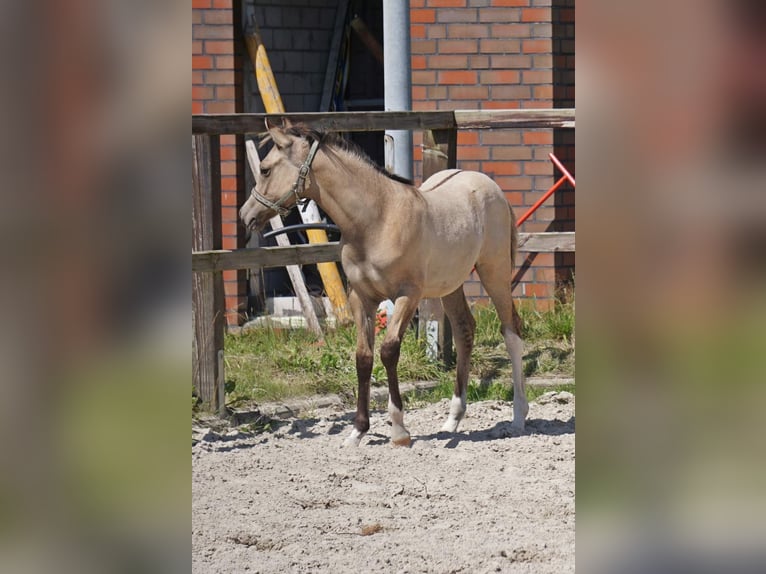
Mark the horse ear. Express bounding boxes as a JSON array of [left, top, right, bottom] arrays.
[[265, 117, 292, 149]]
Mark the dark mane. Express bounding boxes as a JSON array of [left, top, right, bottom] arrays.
[[283, 123, 415, 186]]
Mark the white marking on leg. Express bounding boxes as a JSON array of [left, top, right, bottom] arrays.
[[388, 398, 411, 446], [343, 428, 365, 447], [440, 393, 467, 433], [506, 330, 528, 430]]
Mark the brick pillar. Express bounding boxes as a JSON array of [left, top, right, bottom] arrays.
[[193, 0, 247, 326], [410, 0, 566, 310]]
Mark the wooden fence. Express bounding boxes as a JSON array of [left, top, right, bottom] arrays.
[[192, 108, 575, 412]]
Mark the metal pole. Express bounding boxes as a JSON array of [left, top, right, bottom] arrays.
[[383, 0, 413, 180]]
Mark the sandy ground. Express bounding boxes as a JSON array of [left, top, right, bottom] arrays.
[[192, 392, 575, 573]]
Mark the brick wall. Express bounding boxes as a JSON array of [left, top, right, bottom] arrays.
[[410, 0, 575, 309], [193, 0, 248, 326]]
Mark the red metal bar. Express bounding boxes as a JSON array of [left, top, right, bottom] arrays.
[[516, 175, 567, 226], [514, 152, 575, 226]]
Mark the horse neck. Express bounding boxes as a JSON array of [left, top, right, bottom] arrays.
[[308, 149, 397, 239]]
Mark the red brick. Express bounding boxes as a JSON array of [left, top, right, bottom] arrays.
[[491, 0, 528, 6], [204, 40, 234, 55], [411, 55, 427, 69], [481, 131, 522, 145], [413, 99, 437, 111], [192, 0, 211, 8], [192, 86, 214, 100], [221, 192, 238, 205], [411, 24, 426, 38], [412, 85, 427, 100], [457, 131, 479, 145], [193, 11, 202, 24], [212, 0, 232, 7], [496, 177, 532, 191], [457, 160, 481, 171], [222, 208, 239, 224], [203, 10, 233, 24], [192, 101, 204, 114], [428, 54, 468, 69], [192, 55, 213, 69], [493, 146, 532, 160], [192, 71, 204, 84], [479, 39, 521, 53], [220, 161, 238, 176], [491, 23, 532, 37], [215, 55, 235, 69], [411, 40, 437, 54], [469, 55, 490, 68], [480, 70, 520, 84], [482, 100, 520, 109], [192, 41, 203, 54], [221, 176, 237, 192], [479, 8, 520, 22], [427, 85, 448, 99], [521, 70, 550, 84], [438, 70, 477, 84], [521, 100, 552, 109], [219, 146, 237, 161], [533, 85, 553, 99], [205, 71, 234, 84], [437, 9, 478, 22], [521, 7, 549, 22], [491, 85, 531, 99], [457, 146, 490, 160], [426, 24, 447, 39], [438, 39, 478, 53], [427, 0, 466, 5], [491, 54, 531, 68], [522, 39, 549, 53], [446, 24, 488, 38], [411, 9, 436, 23], [216, 85, 236, 99], [221, 223, 239, 237], [207, 101, 235, 114], [193, 25, 234, 39], [412, 70, 436, 84], [449, 85, 488, 99], [489, 161, 522, 175], [524, 161, 552, 175]]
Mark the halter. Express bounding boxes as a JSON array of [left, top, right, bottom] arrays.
[[250, 139, 320, 217]]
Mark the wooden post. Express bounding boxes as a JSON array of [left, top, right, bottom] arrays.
[[193, 135, 225, 412], [419, 128, 457, 367]]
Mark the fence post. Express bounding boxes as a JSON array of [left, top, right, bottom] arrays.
[[193, 134, 225, 413], [418, 128, 457, 367]]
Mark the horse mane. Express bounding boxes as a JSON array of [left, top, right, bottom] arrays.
[[266, 123, 415, 187]]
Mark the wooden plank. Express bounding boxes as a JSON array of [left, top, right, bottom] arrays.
[[245, 141, 323, 338], [518, 231, 575, 253], [419, 128, 458, 366], [192, 135, 225, 412], [193, 243, 342, 273], [193, 111, 456, 135], [192, 109, 574, 135], [454, 108, 575, 129], [191, 232, 574, 273]]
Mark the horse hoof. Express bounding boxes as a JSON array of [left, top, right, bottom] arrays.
[[440, 419, 460, 433], [343, 429, 365, 447], [391, 435, 411, 448]]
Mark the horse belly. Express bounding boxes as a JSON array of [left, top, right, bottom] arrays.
[[421, 238, 482, 298]]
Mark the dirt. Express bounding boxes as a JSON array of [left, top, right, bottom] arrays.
[[192, 392, 575, 573]]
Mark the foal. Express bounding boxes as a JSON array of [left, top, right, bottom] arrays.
[[240, 122, 527, 446]]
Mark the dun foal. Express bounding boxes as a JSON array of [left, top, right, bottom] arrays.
[[240, 122, 527, 447]]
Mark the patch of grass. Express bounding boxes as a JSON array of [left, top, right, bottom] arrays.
[[217, 295, 574, 410]]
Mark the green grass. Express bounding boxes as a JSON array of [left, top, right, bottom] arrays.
[[216, 296, 574, 410]]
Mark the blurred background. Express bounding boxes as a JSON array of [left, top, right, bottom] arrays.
[[0, 0, 764, 572]]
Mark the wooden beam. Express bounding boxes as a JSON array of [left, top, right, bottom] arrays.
[[191, 233, 575, 273], [192, 135, 225, 413], [191, 109, 575, 135], [453, 108, 575, 129], [193, 111, 455, 135]]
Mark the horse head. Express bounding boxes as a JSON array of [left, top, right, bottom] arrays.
[[239, 119, 318, 231]]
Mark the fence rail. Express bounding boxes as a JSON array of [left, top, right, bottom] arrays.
[[192, 108, 575, 411]]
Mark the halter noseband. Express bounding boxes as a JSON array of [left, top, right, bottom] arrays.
[[250, 139, 320, 218]]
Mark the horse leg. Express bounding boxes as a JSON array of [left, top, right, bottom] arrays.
[[343, 288, 376, 447], [380, 291, 421, 447], [439, 287, 476, 433], [475, 264, 528, 431]]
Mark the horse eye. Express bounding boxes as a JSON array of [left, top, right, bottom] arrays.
[[261, 167, 271, 177]]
